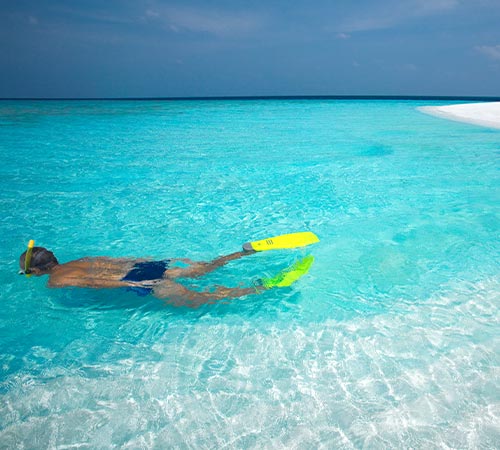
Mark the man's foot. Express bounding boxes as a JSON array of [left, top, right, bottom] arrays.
[[242, 242, 255, 252]]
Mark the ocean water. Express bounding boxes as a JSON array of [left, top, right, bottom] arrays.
[[0, 99, 498, 449]]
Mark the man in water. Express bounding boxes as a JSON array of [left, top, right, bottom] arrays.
[[19, 245, 262, 306]]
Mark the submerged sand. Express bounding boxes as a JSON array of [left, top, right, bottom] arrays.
[[418, 102, 500, 130]]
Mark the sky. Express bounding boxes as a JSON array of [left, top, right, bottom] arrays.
[[1, 0, 500, 98]]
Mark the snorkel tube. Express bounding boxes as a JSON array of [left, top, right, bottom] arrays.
[[23, 240, 35, 277]]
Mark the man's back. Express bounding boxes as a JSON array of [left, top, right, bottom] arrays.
[[48, 257, 144, 289]]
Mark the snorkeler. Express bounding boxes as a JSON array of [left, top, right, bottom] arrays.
[[19, 233, 318, 307]]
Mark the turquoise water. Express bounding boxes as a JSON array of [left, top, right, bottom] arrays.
[[0, 99, 499, 448]]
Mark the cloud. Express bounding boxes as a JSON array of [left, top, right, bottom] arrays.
[[336, 0, 459, 33], [401, 63, 418, 71], [476, 44, 500, 61], [146, 6, 264, 37], [145, 9, 160, 19], [413, 0, 458, 14]]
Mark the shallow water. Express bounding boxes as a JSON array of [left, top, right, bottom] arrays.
[[0, 99, 499, 448]]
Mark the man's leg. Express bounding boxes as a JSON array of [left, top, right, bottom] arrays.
[[166, 250, 255, 279], [153, 279, 259, 308]]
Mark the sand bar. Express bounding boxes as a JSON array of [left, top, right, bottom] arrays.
[[418, 102, 500, 130]]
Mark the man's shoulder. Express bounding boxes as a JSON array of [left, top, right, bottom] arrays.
[[48, 264, 85, 286]]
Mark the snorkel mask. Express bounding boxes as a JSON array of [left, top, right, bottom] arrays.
[[20, 240, 35, 276]]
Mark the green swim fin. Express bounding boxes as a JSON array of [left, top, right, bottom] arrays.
[[261, 255, 314, 288]]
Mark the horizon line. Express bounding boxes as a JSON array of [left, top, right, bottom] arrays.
[[1, 95, 500, 102]]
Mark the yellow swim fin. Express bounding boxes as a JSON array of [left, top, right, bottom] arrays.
[[243, 231, 319, 252]]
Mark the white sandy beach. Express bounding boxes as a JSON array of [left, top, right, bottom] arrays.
[[418, 102, 500, 130]]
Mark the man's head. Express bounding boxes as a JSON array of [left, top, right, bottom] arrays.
[[19, 247, 59, 275]]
